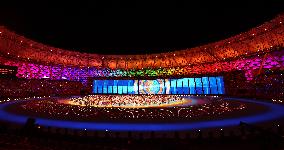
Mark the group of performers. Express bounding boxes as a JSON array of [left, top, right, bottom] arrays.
[[69, 95, 186, 107]]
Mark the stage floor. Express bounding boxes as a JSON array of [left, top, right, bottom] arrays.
[[0, 97, 284, 131], [58, 96, 209, 108]]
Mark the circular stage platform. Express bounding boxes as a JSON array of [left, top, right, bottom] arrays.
[[0, 96, 283, 131], [58, 95, 209, 108]]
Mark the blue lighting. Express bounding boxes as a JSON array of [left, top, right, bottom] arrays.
[[0, 98, 283, 131], [93, 77, 225, 95]]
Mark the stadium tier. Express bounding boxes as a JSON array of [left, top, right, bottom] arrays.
[[0, 14, 283, 81], [0, 14, 283, 99]]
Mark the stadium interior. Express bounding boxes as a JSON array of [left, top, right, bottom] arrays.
[[0, 3, 284, 150]]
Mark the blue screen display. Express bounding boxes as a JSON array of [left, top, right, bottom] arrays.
[[93, 76, 225, 94]]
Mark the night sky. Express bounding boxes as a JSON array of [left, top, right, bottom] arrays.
[[0, 1, 283, 55]]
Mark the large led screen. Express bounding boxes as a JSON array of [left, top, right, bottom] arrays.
[[139, 79, 168, 94], [93, 76, 225, 94]]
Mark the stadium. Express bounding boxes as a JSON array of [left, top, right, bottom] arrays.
[[0, 2, 284, 150]]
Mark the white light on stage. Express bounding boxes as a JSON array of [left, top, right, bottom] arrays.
[[43, 76, 49, 79]]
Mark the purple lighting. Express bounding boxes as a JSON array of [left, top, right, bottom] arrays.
[[1, 50, 283, 83]]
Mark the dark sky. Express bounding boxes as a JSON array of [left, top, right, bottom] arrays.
[[0, 0, 283, 55]]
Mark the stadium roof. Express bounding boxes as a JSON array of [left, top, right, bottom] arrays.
[[0, 1, 283, 55]]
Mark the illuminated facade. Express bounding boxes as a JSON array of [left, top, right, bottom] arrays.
[[0, 13, 283, 85]]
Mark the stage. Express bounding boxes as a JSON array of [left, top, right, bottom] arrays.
[[58, 95, 209, 108], [0, 96, 283, 131]]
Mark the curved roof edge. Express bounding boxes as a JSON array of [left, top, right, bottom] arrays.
[[0, 13, 283, 69]]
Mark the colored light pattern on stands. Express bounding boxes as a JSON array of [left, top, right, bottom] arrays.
[[0, 14, 283, 69], [2, 50, 283, 84], [0, 14, 283, 83]]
